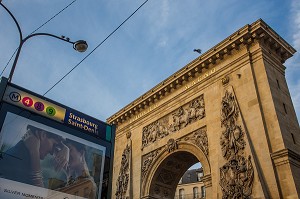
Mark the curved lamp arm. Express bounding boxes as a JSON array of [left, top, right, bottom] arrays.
[[1, 2, 88, 83], [0, 2, 22, 46], [8, 33, 88, 82]]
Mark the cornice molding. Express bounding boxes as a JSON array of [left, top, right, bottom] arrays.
[[107, 19, 296, 125], [271, 148, 300, 168]]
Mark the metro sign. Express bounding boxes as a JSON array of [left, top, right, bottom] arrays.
[[3, 86, 66, 122]]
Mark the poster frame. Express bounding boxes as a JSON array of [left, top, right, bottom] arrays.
[[0, 77, 115, 199]]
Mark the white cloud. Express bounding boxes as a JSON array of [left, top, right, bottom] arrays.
[[143, 0, 170, 48], [158, 37, 168, 47], [292, 0, 300, 50], [288, 0, 300, 119], [1, 0, 300, 122], [292, 81, 300, 118], [160, 0, 170, 27]]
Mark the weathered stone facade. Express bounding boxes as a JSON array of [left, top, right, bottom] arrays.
[[107, 19, 300, 199]]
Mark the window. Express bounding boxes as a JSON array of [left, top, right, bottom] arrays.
[[292, 133, 296, 144], [201, 186, 206, 198], [197, 171, 203, 181], [179, 188, 184, 199], [283, 103, 288, 114], [276, 79, 280, 89], [193, 187, 199, 199]]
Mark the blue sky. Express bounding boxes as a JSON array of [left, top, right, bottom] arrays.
[[0, 0, 299, 123]]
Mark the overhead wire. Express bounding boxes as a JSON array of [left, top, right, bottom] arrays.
[[0, 0, 78, 76], [30, 0, 77, 35], [43, 0, 150, 96], [0, 1, 78, 147]]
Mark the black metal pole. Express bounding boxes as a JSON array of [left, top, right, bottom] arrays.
[[1, 2, 85, 83], [0, 3, 22, 43], [1, 2, 23, 82]]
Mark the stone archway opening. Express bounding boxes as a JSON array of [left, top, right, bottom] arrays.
[[148, 151, 204, 199]]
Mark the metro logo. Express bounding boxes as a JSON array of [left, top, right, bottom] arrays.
[[46, 106, 56, 116], [34, 102, 45, 112], [22, 97, 33, 107], [9, 92, 21, 102], [3, 86, 66, 123]]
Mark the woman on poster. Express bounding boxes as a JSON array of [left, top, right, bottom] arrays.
[[56, 139, 97, 199], [0, 125, 69, 187]]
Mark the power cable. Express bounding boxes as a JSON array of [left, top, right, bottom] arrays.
[[43, 0, 150, 96], [0, 0, 78, 76], [0, 48, 17, 76], [30, 0, 77, 35], [0, 0, 77, 150]]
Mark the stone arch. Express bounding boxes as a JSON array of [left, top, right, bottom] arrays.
[[141, 141, 211, 199], [109, 20, 300, 198]]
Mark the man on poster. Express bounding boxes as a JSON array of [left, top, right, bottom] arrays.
[[0, 125, 69, 187]]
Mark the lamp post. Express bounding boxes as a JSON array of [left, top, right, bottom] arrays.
[[0, 2, 88, 82]]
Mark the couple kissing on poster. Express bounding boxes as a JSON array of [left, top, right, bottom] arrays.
[[0, 125, 96, 199]]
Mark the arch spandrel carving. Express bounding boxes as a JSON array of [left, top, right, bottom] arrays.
[[141, 133, 211, 198], [141, 126, 209, 184]]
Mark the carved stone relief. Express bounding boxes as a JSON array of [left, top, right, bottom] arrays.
[[142, 118, 169, 149], [141, 95, 205, 149], [222, 75, 230, 86], [182, 126, 208, 156], [167, 139, 178, 153], [116, 133, 132, 199], [219, 88, 254, 199], [220, 155, 254, 199], [141, 148, 162, 178], [170, 96, 205, 131], [141, 126, 208, 181]]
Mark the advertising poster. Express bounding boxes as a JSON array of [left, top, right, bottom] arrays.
[[0, 112, 106, 199]]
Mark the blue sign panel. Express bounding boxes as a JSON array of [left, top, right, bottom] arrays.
[[0, 77, 115, 199], [64, 109, 107, 140]]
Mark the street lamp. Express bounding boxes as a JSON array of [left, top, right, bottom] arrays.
[[0, 2, 88, 82]]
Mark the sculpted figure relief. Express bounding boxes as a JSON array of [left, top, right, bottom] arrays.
[[115, 145, 131, 199], [141, 126, 149, 149], [171, 106, 187, 131], [141, 149, 160, 178], [141, 95, 205, 149], [220, 155, 254, 199], [183, 127, 208, 156], [220, 91, 245, 160], [193, 128, 209, 156], [221, 91, 238, 131], [186, 98, 205, 125], [220, 125, 245, 160], [219, 88, 254, 199], [167, 138, 178, 153]]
